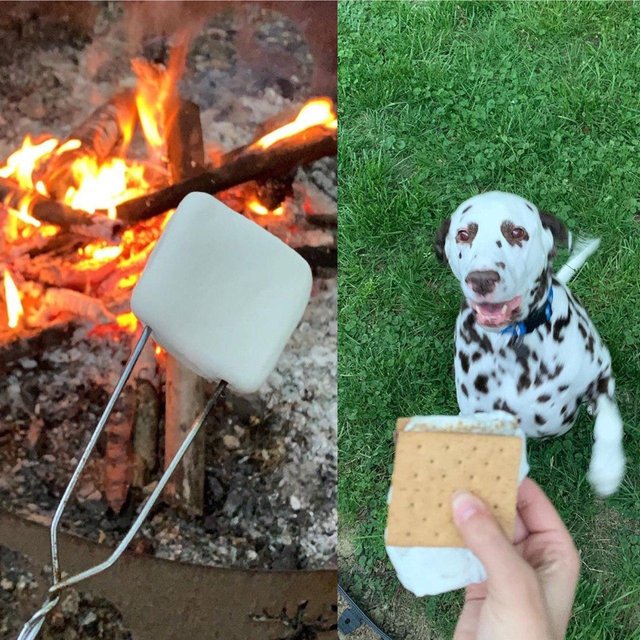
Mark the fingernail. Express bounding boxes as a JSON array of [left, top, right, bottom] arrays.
[[452, 490, 481, 525]]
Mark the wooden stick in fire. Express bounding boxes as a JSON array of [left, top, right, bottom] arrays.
[[162, 99, 208, 516], [0, 176, 121, 239], [115, 123, 337, 225]]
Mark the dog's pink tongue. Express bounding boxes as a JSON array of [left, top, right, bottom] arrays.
[[472, 296, 522, 326]]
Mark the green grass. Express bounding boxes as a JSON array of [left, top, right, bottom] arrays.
[[337, 2, 640, 638]]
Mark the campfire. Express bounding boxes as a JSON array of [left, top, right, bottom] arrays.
[[0, 43, 337, 516]]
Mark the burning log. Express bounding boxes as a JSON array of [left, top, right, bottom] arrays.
[[162, 98, 208, 515], [116, 123, 337, 225], [34, 90, 138, 200], [0, 176, 121, 238], [29, 288, 115, 327]]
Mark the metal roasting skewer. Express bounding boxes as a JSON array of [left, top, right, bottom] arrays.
[[17, 325, 228, 640]]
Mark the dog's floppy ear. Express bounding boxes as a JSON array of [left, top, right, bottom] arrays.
[[434, 217, 451, 263], [539, 211, 570, 249]]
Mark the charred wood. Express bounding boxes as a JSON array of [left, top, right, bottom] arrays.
[[116, 124, 337, 224]]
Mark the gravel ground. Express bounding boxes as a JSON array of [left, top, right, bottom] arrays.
[[0, 7, 336, 629], [0, 279, 336, 570]]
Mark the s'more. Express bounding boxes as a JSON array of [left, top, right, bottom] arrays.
[[385, 411, 529, 596]]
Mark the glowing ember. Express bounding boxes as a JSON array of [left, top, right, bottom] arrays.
[[3, 269, 23, 329], [253, 98, 337, 150], [117, 274, 139, 289], [80, 243, 123, 261], [247, 198, 284, 217], [116, 312, 138, 333]]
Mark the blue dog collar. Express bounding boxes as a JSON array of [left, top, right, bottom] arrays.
[[500, 287, 554, 339]]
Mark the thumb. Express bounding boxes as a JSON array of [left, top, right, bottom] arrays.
[[452, 490, 532, 595]]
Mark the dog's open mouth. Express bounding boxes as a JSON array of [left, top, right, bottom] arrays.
[[470, 296, 522, 327]]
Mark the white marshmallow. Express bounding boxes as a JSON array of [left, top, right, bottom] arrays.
[[385, 411, 529, 596], [131, 192, 312, 394]]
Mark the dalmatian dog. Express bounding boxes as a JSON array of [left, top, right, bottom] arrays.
[[435, 191, 625, 496]]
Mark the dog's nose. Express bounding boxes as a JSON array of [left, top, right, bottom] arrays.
[[465, 270, 501, 295]]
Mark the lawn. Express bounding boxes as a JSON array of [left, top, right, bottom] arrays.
[[337, 2, 640, 638]]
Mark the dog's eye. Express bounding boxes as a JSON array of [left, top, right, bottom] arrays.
[[456, 229, 470, 242], [511, 227, 527, 240]]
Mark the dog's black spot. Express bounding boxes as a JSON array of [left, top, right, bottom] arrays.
[[493, 399, 515, 414], [496, 261, 506, 269], [586, 335, 595, 354], [498, 348, 506, 357], [461, 383, 468, 397], [526, 203, 534, 211], [496, 240, 502, 248], [459, 351, 470, 373], [552, 309, 572, 342], [559, 384, 568, 392], [597, 375, 610, 395], [539, 211, 570, 248], [537, 394, 551, 402], [474, 375, 489, 393], [578, 323, 588, 339], [471, 352, 482, 362], [562, 413, 575, 425], [462, 205, 472, 214], [514, 344, 530, 367], [517, 372, 531, 392], [534, 414, 545, 425], [458, 252, 462, 259], [478, 335, 493, 354], [531, 351, 539, 362], [501, 220, 530, 247], [549, 364, 563, 380], [530, 268, 552, 310], [561, 404, 568, 416], [461, 312, 481, 345]]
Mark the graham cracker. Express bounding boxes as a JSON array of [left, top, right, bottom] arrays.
[[386, 429, 521, 547]]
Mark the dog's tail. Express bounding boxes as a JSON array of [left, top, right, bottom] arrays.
[[556, 235, 600, 284]]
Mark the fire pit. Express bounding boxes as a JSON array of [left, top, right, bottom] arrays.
[[0, 4, 336, 638]]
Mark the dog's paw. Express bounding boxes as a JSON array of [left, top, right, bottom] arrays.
[[588, 446, 626, 497]]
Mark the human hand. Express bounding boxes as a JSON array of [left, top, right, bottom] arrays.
[[451, 478, 580, 640]]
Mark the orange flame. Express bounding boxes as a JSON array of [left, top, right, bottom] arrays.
[[64, 156, 149, 214], [133, 33, 188, 158], [253, 98, 337, 150], [3, 269, 23, 329], [247, 198, 283, 217], [0, 136, 59, 189]]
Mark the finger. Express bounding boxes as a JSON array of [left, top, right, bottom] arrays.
[[452, 490, 532, 596], [517, 478, 571, 537], [513, 511, 529, 544], [453, 587, 485, 640]]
